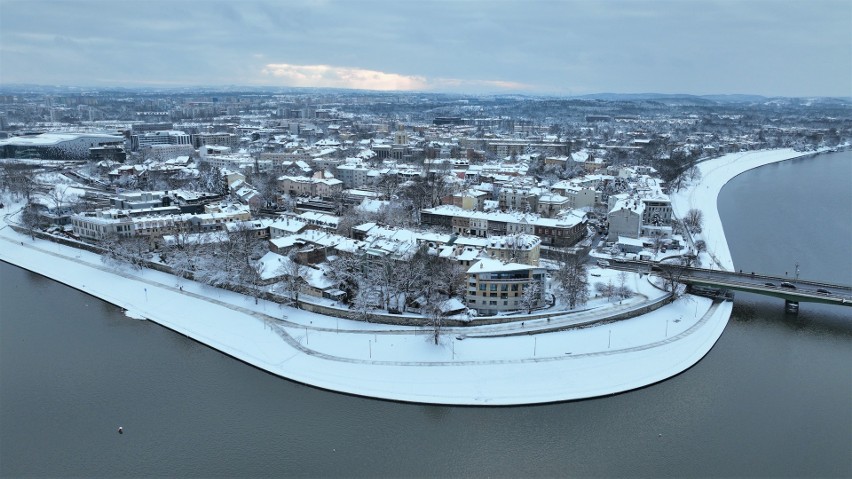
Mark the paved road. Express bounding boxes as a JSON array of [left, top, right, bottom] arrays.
[[614, 259, 852, 305]]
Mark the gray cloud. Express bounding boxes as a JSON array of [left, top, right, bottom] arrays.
[[1, 0, 849, 96]]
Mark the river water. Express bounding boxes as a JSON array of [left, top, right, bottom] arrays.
[[2, 151, 850, 478]]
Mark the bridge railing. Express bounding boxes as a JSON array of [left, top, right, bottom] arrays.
[[614, 258, 851, 290]]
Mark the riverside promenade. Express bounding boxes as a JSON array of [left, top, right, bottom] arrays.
[[1, 148, 811, 405]]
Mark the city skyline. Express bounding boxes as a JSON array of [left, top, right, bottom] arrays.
[[1, 0, 850, 98]]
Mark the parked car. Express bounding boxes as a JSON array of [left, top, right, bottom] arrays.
[[780, 282, 796, 289], [597, 260, 610, 268]]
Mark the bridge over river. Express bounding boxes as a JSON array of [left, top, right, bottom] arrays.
[[611, 259, 852, 313]]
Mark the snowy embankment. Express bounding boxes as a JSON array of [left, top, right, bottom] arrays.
[[0, 148, 805, 405], [669, 148, 812, 270]]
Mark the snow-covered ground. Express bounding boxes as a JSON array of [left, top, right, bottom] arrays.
[[669, 147, 811, 270], [0, 148, 810, 405]]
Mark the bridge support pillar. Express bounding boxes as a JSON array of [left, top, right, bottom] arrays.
[[785, 300, 799, 314]]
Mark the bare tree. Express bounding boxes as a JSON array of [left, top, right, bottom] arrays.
[[657, 258, 690, 297], [195, 233, 242, 287], [19, 203, 45, 239], [399, 174, 454, 221], [336, 206, 372, 238], [375, 173, 402, 200], [519, 280, 543, 314], [280, 252, 305, 307], [254, 172, 280, 210], [392, 254, 425, 312], [161, 231, 203, 279], [553, 253, 589, 310], [230, 221, 266, 273], [325, 254, 365, 306], [101, 233, 149, 271], [45, 184, 72, 212], [423, 294, 446, 345], [376, 201, 414, 229], [686, 165, 702, 183], [349, 277, 376, 322], [617, 271, 632, 300], [683, 208, 704, 234], [5, 166, 37, 202], [595, 280, 621, 302], [194, 164, 225, 194]]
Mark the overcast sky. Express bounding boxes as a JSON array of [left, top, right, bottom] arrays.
[[1, 0, 849, 97]]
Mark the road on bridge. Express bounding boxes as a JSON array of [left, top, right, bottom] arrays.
[[611, 258, 852, 306]]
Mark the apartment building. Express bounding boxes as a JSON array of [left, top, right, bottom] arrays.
[[465, 258, 546, 316], [421, 206, 587, 247]]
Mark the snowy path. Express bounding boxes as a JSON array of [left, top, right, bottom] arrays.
[[0, 223, 726, 404]]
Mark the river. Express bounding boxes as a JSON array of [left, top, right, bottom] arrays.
[[1, 151, 850, 477]]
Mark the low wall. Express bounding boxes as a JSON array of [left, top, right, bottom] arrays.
[[15, 226, 674, 328]]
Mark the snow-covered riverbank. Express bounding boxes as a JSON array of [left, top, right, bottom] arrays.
[[0, 148, 809, 405], [669, 147, 820, 270]]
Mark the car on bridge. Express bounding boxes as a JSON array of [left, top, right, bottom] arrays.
[[764, 282, 776, 287], [780, 282, 796, 289], [816, 288, 831, 295]]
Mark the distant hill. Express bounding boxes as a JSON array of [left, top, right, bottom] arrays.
[[0, 84, 848, 106], [573, 92, 769, 105]]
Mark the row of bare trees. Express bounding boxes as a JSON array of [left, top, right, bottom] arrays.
[[323, 244, 466, 343]]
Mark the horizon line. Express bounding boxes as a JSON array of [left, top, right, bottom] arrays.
[[1, 82, 850, 100]]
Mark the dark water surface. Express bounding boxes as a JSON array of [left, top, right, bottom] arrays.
[[2, 151, 850, 478]]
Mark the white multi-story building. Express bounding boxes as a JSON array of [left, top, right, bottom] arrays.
[[551, 183, 598, 210], [607, 197, 643, 241], [130, 130, 191, 151], [641, 197, 673, 225], [145, 143, 195, 160], [335, 162, 371, 189], [465, 258, 546, 316], [70, 203, 251, 242], [421, 206, 587, 247], [278, 175, 343, 198]]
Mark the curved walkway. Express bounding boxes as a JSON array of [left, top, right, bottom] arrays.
[[0, 219, 728, 405]]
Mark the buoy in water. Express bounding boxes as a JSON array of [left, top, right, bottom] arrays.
[[118, 427, 123, 434]]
